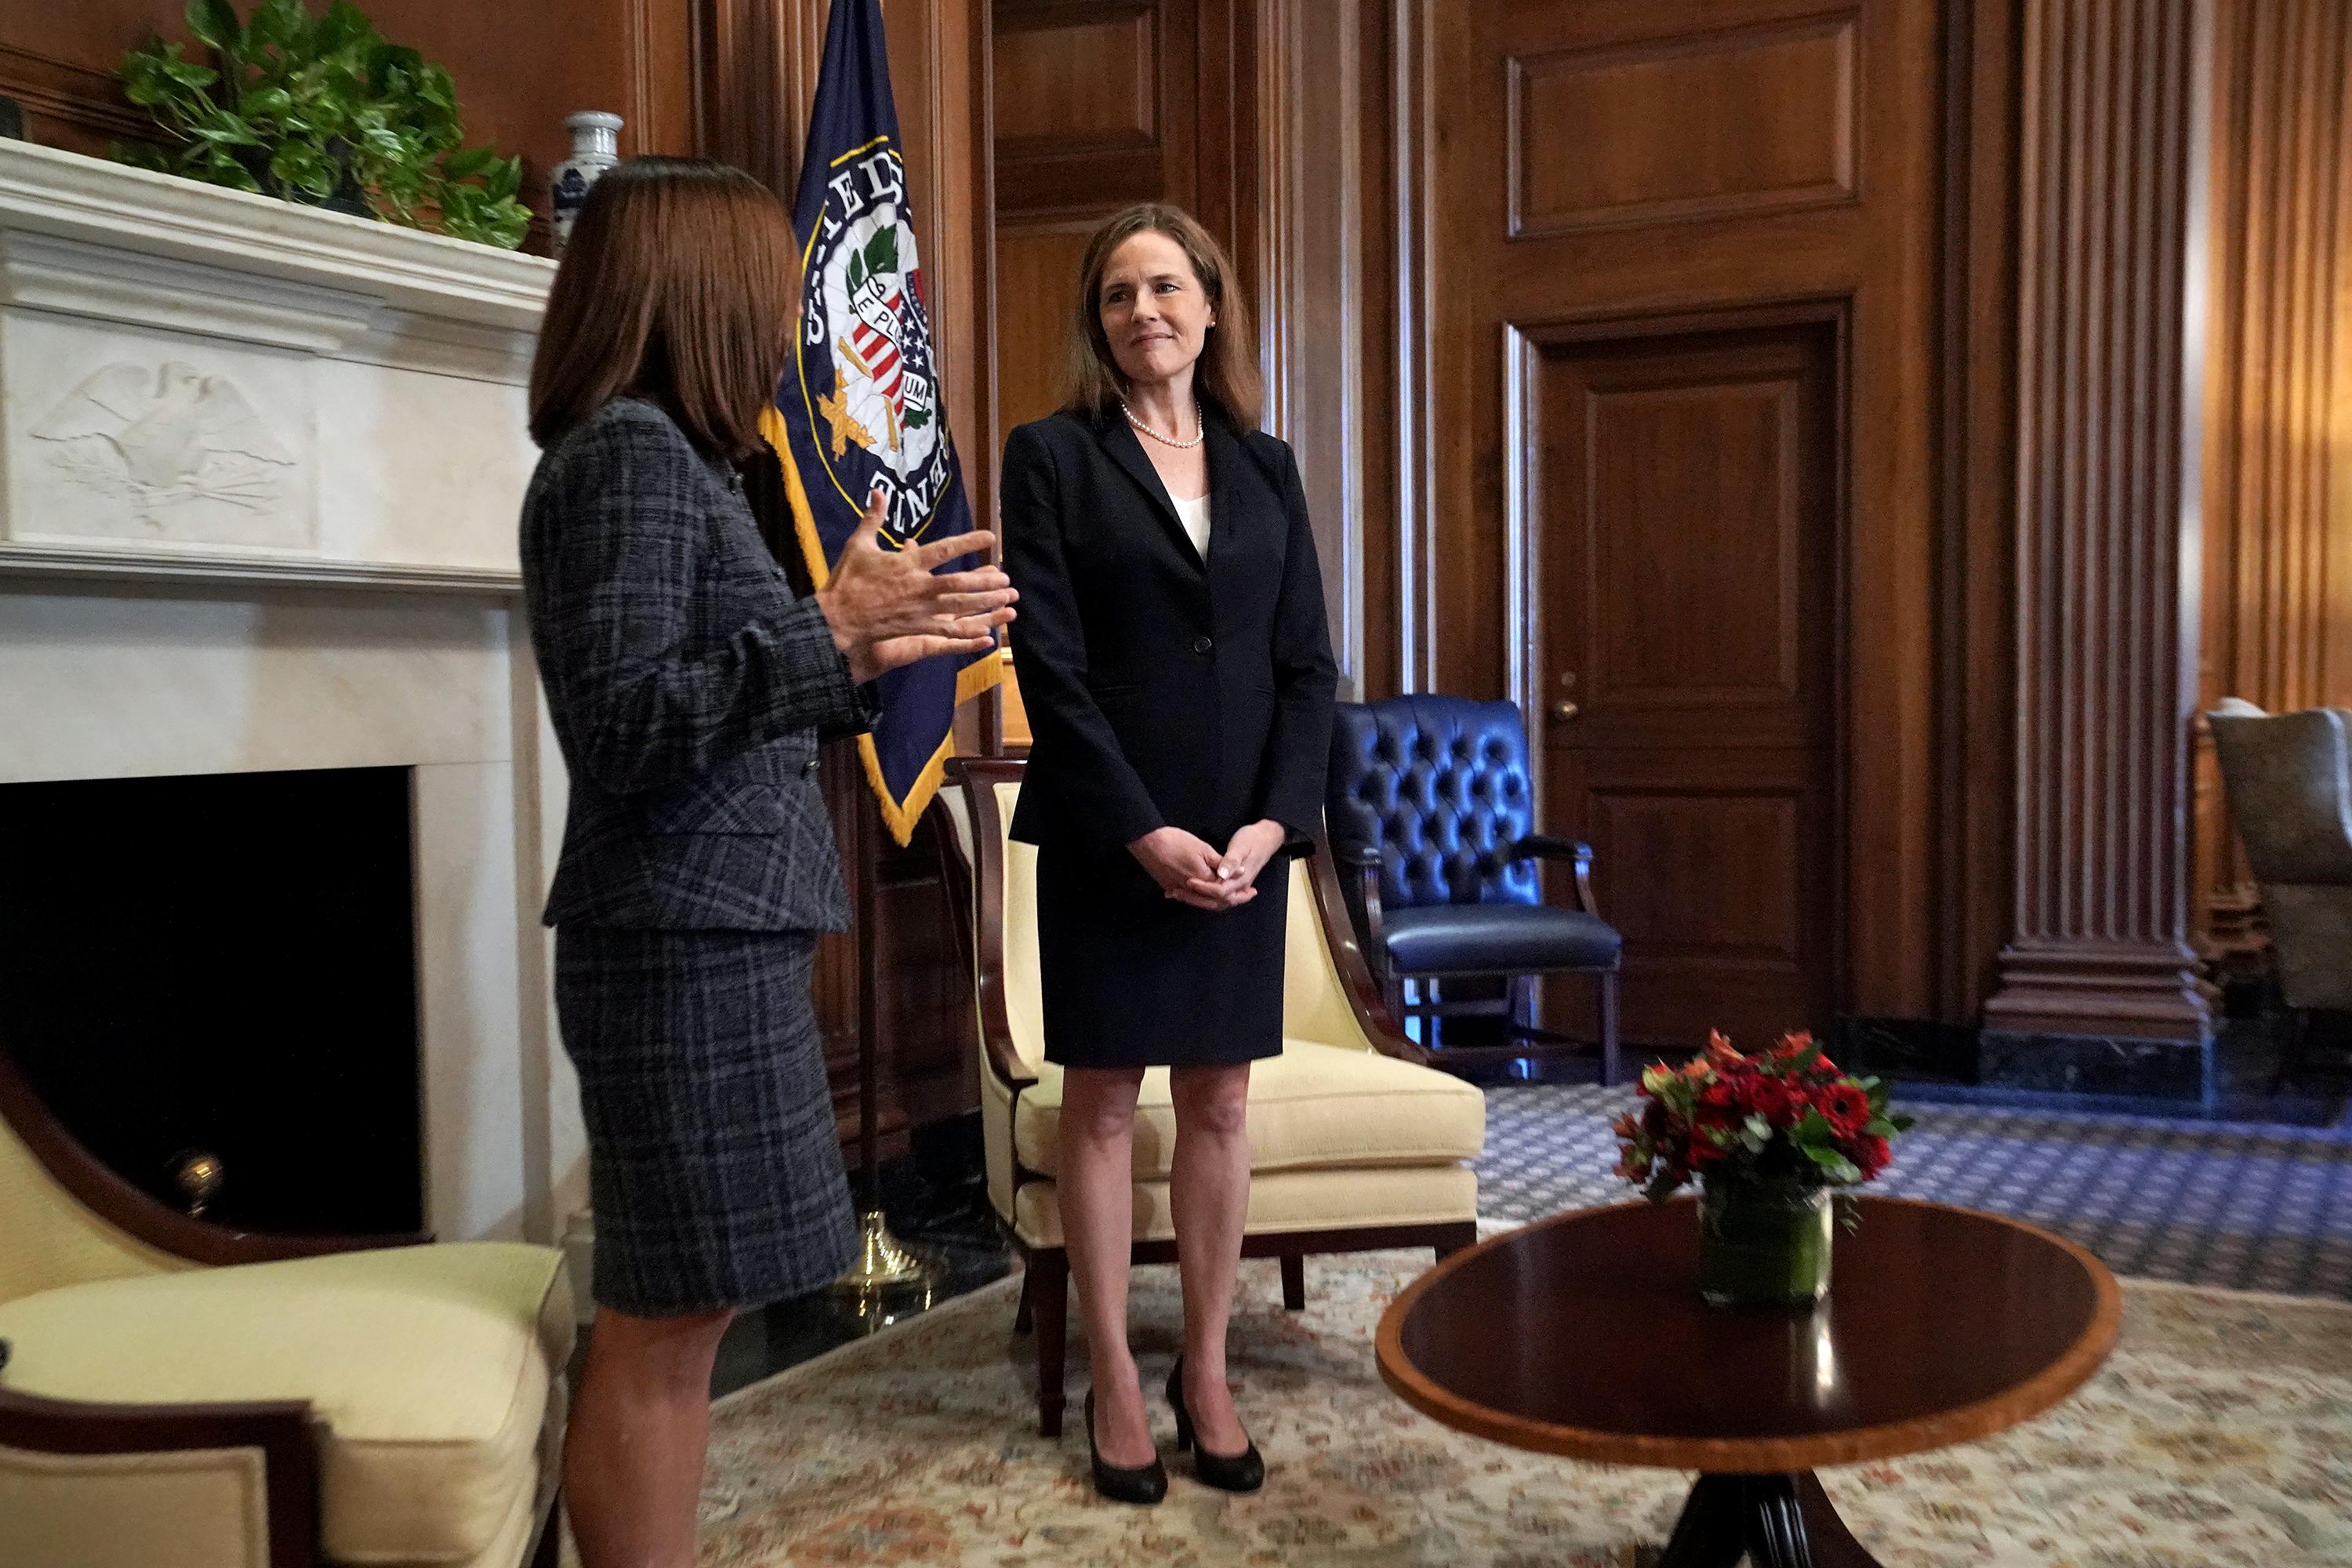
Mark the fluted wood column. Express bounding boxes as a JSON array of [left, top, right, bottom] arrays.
[[1984, 0, 2215, 1049]]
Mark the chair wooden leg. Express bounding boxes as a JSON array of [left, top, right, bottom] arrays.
[[1013, 1262, 1035, 1334], [1031, 1249, 1069, 1438], [1281, 1253, 1306, 1311], [1599, 968, 1623, 1087]]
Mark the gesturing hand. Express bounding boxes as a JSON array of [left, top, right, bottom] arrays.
[[815, 486, 1018, 683], [1128, 826, 1251, 912]]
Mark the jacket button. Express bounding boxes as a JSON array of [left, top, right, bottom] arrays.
[[1192, 635, 1214, 655], [802, 758, 820, 779]]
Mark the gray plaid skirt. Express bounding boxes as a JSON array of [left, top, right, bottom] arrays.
[[554, 927, 855, 1316]]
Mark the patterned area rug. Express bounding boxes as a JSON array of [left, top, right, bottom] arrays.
[[1477, 1084, 2352, 1298], [691, 1250, 2352, 1566]]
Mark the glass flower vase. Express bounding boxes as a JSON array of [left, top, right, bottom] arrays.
[[1697, 1181, 1834, 1307]]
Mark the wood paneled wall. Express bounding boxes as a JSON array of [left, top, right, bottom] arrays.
[[2194, 0, 2352, 971], [986, 0, 1258, 441], [1363, 0, 1945, 1044]]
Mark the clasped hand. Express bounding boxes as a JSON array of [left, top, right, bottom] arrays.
[[815, 485, 1019, 683], [1129, 820, 1288, 911]]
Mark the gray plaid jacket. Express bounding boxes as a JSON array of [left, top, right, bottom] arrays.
[[521, 397, 873, 931]]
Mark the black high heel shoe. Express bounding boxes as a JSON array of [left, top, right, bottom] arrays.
[[1166, 1355, 1265, 1493], [1085, 1390, 1168, 1504]]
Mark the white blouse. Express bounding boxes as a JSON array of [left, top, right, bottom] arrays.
[[1171, 490, 1212, 562]]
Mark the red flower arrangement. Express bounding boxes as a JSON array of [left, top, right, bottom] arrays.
[[1613, 1031, 1913, 1202]]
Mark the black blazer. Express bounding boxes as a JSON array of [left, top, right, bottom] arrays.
[[999, 405, 1338, 856], [521, 397, 876, 931]]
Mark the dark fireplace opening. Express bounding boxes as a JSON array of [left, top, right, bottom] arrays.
[[0, 766, 423, 1235]]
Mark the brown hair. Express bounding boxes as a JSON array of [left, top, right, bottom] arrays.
[[1065, 202, 1261, 428], [528, 158, 800, 457]]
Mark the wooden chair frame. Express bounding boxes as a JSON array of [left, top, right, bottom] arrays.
[[938, 758, 1479, 1437], [0, 1043, 561, 1568]]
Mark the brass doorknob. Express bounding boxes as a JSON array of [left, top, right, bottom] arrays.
[[1552, 700, 1581, 721]]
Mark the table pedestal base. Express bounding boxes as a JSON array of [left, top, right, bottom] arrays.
[[1651, 1472, 1882, 1568]]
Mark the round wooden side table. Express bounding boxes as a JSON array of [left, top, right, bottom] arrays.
[[1374, 1197, 2122, 1567]]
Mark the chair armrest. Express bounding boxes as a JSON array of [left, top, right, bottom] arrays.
[[1509, 833, 1593, 865], [1305, 839, 1427, 1065], [0, 1385, 319, 1568], [1509, 834, 1603, 918], [944, 759, 1040, 1093], [1331, 841, 1391, 971]]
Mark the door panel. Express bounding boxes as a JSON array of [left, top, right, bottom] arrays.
[[1533, 318, 1838, 1046], [1425, 0, 1943, 1039]]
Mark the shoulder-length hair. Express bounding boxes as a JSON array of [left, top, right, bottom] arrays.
[[1065, 202, 1261, 428], [528, 157, 800, 458]]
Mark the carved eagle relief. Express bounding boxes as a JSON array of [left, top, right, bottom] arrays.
[[31, 361, 298, 524]]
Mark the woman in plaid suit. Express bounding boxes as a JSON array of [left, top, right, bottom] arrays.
[[521, 158, 1016, 1568]]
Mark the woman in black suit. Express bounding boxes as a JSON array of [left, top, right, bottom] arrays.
[[1000, 202, 1338, 1503]]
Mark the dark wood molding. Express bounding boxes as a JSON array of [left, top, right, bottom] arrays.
[[0, 43, 145, 155], [1985, 0, 2215, 1043], [691, 0, 824, 192], [1389, 0, 1439, 695], [1252, 0, 1372, 694], [1936, 0, 2022, 1023], [0, 1041, 430, 1266]]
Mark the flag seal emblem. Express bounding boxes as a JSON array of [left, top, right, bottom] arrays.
[[795, 139, 951, 547]]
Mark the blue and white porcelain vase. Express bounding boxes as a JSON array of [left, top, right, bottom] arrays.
[[550, 111, 622, 253]]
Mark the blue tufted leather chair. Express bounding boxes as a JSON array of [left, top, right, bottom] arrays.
[[1327, 695, 1622, 1083]]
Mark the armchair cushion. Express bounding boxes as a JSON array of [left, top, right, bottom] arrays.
[[1009, 1038, 1486, 1182], [1381, 902, 1623, 976], [0, 1241, 572, 1566]]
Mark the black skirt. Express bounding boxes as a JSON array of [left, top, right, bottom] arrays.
[[554, 927, 855, 1316], [1036, 841, 1290, 1069]]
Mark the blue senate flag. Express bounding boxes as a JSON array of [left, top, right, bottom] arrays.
[[765, 0, 998, 845]]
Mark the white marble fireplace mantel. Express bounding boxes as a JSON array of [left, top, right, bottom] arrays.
[[0, 137, 555, 592], [0, 141, 583, 1247]]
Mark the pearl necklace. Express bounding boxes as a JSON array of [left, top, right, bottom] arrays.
[[1120, 396, 1206, 450]]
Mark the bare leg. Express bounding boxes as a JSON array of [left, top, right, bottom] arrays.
[[1058, 1065, 1154, 1466], [1170, 1062, 1254, 1455], [563, 1305, 734, 1568]]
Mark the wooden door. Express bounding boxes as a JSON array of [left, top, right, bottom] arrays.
[[1418, 0, 1944, 1050], [1532, 316, 1840, 1046]]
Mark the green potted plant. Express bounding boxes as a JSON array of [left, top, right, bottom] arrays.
[[111, 0, 531, 250]]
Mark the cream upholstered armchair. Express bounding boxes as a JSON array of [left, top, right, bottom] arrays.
[[938, 759, 1485, 1436], [0, 1047, 573, 1568]]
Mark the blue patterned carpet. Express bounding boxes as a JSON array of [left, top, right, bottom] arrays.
[[1476, 1083, 2352, 1299]]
